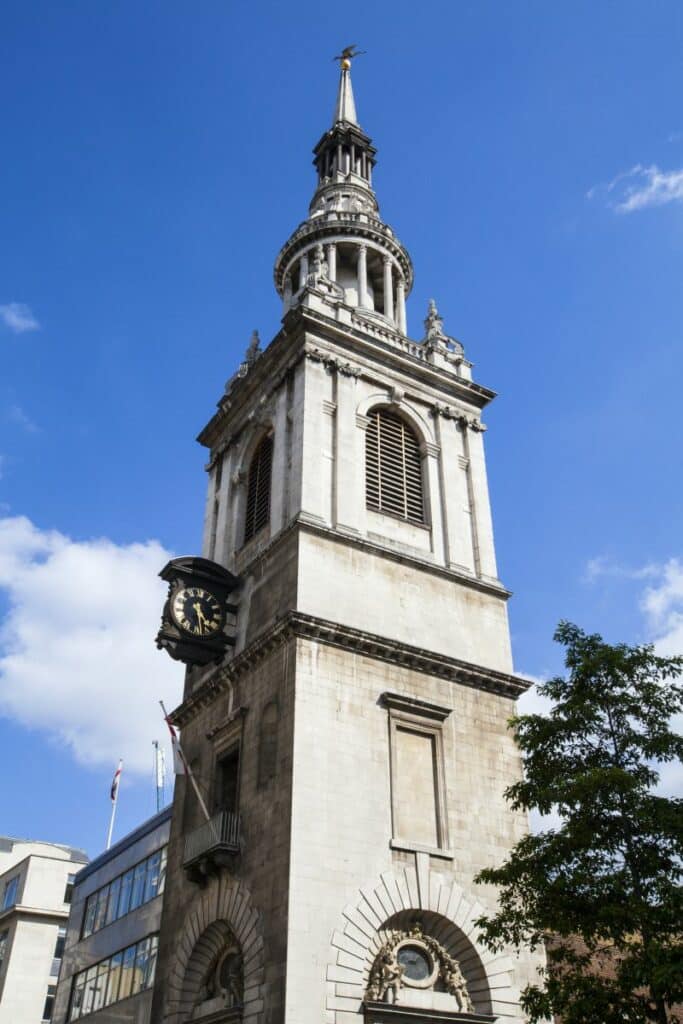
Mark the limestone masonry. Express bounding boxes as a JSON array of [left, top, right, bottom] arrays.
[[149, 56, 544, 1024]]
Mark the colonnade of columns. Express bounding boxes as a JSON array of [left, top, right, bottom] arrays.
[[318, 146, 372, 184], [286, 241, 407, 333]]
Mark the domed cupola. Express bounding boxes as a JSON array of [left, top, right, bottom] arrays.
[[273, 49, 414, 335]]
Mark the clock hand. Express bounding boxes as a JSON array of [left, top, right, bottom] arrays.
[[192, 602, 208, 635]]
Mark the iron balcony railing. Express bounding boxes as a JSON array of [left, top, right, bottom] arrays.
[[184, 810, 241, 869]]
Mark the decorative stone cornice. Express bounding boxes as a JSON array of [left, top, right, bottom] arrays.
[[170, 610, 532, 729], [305, 346, 362, 378], [380, 691, 451, 721], [430, 402, 486, 432], [198, 306, 495, 452]]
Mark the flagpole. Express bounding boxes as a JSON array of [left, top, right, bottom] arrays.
[[106, 759, 123, 850], [159, 700, 211, 822], [153, 740, 165, 812]]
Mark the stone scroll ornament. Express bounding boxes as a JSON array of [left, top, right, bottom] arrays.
[[365, 922, 474, 1013]]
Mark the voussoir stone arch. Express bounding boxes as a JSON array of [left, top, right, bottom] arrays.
[[164, 876, 265, 1024], [326, 864, 524, 1022], [356, 391, 435, 447]]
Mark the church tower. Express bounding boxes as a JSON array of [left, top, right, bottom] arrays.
[[151, 55, 543, 1024]]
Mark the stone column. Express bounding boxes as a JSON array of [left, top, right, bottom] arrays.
[[357, 244, 368, 309], [283, 275, 293, 310], [326, 243, 337, 282], [383, 256, 394, 322], [396, 276, 407, 334], [298, 251, 309, 291], [336, 143, 342, 175], [350, 143, 356, 173]]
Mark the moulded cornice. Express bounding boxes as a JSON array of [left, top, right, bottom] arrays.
[[197, 306, 495, 452], [170, 609, 531, 729]]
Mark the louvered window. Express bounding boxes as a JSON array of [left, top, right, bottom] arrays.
[[366, 409, 425, 523], [244, 434, 273, 542]]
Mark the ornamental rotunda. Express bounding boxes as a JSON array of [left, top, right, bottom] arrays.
[[274, 60, 412, 333], [145, 53, 544, 1024]]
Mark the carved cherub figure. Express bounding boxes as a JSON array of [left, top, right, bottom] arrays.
[[376, 947, 404, 1003], [441, 953, 474, 1013]]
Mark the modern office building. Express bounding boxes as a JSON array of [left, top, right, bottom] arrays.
[[0, 836, 88, 1024], [51, 807, 171, 1024], [149, 54, 544, 1024]]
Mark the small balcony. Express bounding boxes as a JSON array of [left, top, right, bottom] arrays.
[[184, 810, 241, 884]]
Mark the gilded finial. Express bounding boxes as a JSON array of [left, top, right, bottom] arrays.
[[333, 44, 366, 70]]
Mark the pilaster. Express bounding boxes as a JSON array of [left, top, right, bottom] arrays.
[[333, 365, 363, 535], [463, 424, 499, 582], [433, 414, 476, 574]]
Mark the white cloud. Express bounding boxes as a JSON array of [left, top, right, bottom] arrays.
[[516, 674, 553, 718], [7, 404, 39, 434], [588, 164, 683, 213], [589, 163, 683, 214], [0, 516, 184, 775], [0, 302, 40, 334], [583, 555, 659, 584], [640, 558, 683, 657]]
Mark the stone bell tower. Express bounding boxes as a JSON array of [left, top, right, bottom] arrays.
[[151, 54, 543, 1024]]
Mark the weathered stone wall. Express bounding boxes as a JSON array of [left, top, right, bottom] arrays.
[[150, 637, 296, 1024], [284, 637, 542, 1024]]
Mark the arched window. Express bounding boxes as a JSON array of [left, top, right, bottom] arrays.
[[366, 409, 424, 524], [244, 433, 273, 542]]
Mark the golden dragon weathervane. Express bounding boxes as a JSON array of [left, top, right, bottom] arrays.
[[333, 45, 366, 70]]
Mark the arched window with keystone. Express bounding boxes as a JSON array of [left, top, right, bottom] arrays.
[[365, 408, 425, 524]]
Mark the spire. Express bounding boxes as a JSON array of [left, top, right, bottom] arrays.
[[333, 65, 358, 126], [273, 49, 414, 336], [331, 45, 365, 125]]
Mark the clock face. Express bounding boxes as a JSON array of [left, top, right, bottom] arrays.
[[171, 586, 223, 638]]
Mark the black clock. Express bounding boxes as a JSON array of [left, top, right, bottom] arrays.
[[171, 586, 224, 637], [156, 556, 240, 667]]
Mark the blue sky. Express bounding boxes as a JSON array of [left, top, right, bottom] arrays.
[[1, 1, 682, 856]]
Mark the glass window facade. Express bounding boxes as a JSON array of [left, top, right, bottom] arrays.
[[42, 983, 57, 1022], [68, 935, 158, 1020], [64, 873, 77, 904], [81, 846, 167, 938], [2, 876, 19, 910]]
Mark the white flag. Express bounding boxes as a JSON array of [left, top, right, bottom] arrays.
[[164, 715, 187, 775]]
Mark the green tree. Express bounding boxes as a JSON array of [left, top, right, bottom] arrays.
[[475, 622, 683, 1024]]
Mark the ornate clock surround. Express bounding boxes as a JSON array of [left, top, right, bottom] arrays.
[[156, 556, 240, 667]]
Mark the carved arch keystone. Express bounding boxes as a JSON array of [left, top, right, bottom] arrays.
[[356, 392, 435, 446]]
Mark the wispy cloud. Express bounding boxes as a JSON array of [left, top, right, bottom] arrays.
[[587, 164, 683, 213], [0, 302, 40, 334], [7, 404, 39, 434], [0, 515, 183, 774], [583, 555, 660, 584]]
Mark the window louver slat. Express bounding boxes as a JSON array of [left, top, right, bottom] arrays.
[[365, 409, 425, 524], [244, 434, 273, 542]]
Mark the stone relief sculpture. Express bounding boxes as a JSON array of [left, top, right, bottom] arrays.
[[366, 941, 405, 1003], [365, 922, 474, 1012], [305, 243, 344, 301], [195, 940, 244, 1015]]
